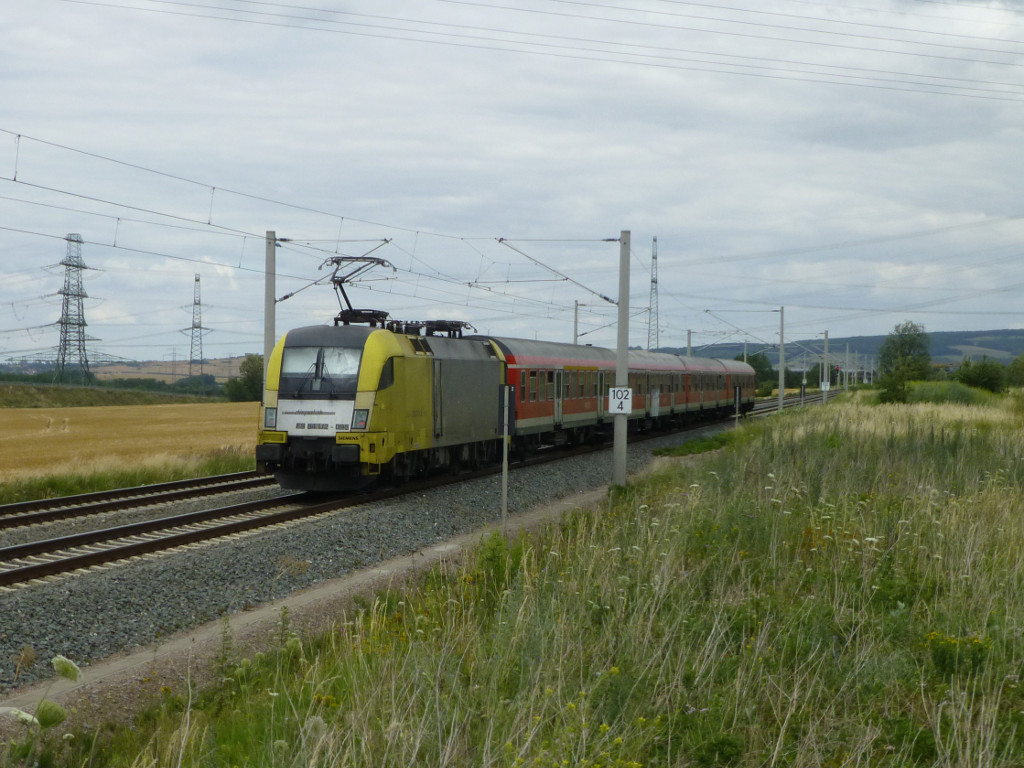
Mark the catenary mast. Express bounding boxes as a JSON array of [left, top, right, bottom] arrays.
[[647, 236, 659, 350]]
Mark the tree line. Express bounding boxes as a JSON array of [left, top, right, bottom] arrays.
[[737, 320, 1024, 402]]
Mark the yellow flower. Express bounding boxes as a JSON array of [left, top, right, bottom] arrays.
[[599, 723, 610, 733]]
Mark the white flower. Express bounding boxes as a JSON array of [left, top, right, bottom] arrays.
[[51, 655, 82, 682], [0, 707, 39, 726]]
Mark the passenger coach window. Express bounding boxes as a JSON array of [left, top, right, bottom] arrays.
[[529, 371, 538, 402], [520, 372, 527, 403]]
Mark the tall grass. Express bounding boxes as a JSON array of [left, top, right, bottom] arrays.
[[7, 401, 1024, 766]]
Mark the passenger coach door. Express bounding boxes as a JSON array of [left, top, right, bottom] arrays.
[[554, 370, 563, 425]]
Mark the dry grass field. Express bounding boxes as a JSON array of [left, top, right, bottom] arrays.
[[0, 402, 259, 483]]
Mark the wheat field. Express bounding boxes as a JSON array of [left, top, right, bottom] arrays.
[[0, 402, 259, 483]]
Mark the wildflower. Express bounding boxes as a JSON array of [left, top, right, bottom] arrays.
[[52, 654, 82, 682], [0, 707, 39, 726], [304, 715, 328, 743], [599, 723, 610, 733], [35, 700, 68, 729]]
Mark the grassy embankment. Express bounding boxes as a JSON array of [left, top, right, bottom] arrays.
[[0, 385, 257, 504], [6, 390, 1024, 766]]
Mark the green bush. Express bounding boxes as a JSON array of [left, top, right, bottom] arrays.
[[906, 380, 999, 406]]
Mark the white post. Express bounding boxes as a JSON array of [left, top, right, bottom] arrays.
[[687, 330, 692, 357], [573, 300, 579, 345], [613, 230, 630, 487], [263, 230, 276, 399]]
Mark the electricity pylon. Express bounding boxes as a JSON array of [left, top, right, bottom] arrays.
[[53, 234, 94, 385]]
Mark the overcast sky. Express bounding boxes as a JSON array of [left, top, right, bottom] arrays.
[[2, 0, 1023, 366]]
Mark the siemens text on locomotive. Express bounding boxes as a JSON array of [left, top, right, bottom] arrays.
[[255, 324, 756, 491]]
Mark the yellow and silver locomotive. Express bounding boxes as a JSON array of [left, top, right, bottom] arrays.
[[257, 324, 506, 490]]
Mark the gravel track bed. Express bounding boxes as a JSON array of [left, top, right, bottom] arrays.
[[0, 427, 722, 693], [0, 487, 296, 549]]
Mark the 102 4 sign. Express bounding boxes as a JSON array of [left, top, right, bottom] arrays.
[[608, 387, 633, 414]]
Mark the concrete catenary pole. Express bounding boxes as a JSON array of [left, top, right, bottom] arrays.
[[823, 329, 829, 404], [263, 231, 276, 398], [613, 230, 630, 487], [777, 307, 785, 413], [845, 343, 850, 391]]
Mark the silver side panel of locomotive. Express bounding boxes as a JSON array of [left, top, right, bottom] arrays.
[[424, 337, 503, 446]]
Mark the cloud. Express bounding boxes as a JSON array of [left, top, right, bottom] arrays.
[[2, 0, 1024, 364]]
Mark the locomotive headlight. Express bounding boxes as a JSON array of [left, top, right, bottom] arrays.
[[264, 407, 278, 430], [351, 409, 369, 430]]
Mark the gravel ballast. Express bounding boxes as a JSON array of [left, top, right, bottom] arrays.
[[0, 427, 722, 693]]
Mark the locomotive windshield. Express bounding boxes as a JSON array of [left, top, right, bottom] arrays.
[[280, 346, 362, 397]]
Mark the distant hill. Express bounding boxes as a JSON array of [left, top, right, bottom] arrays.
[[659, 328, 1024, 369]]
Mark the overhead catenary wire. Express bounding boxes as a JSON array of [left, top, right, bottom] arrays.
[[497, 238, 618, 305]]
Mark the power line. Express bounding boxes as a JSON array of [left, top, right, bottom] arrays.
[[48, 0, 1024, 100]]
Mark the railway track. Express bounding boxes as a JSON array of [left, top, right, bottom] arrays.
[[750, 391, 827, 415], [0, 472, 276, 532], [0, 395, 824, 590]]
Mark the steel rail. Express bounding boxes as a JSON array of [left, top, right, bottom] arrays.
[[0, 473, 275, 531]]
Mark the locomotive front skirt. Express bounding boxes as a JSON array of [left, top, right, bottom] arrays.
[[257, 325, 755, 491]]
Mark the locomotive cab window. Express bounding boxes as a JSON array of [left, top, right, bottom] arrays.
[[280, 346, 362, 397]]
